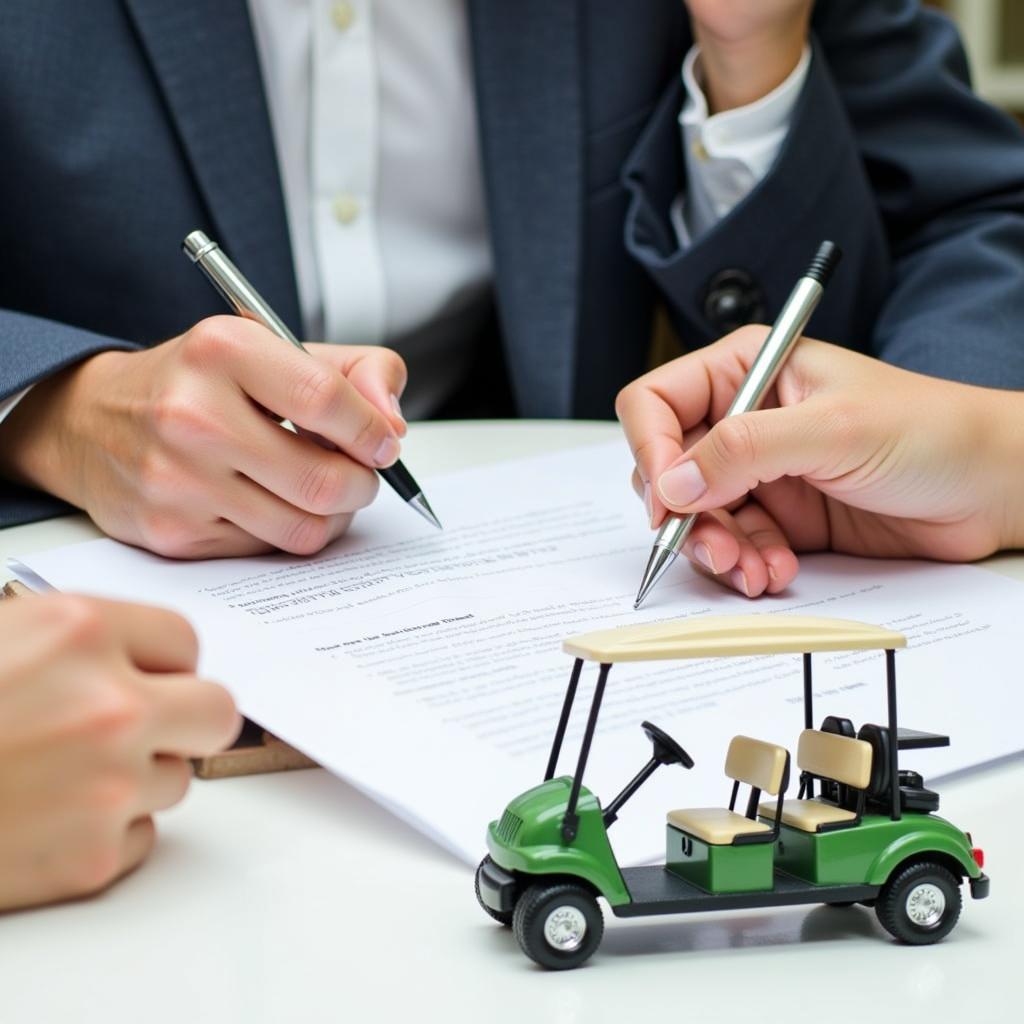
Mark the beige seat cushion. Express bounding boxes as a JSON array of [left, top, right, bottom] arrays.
[[667, 808, 771, 845], [759, 798, 857, 833]]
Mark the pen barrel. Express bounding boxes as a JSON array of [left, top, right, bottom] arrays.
[[654, 512, 699, 552], [725, 276, 823, 417], [183, 230, 305, 351]]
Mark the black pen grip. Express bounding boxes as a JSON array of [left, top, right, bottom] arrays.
[[378, 460, 419, 501]]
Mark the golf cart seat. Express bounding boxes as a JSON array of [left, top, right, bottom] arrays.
[[760, 729, 872, 833], [667, 736, 790, 845]]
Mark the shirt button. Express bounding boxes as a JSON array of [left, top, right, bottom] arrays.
[[332, 193, 360, 225], [331, 1, 355, 31]]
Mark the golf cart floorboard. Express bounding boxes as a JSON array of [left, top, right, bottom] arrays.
[[613, 867, 879, 917]]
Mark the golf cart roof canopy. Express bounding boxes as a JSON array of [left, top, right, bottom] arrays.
[[563, 614, 907, 663]]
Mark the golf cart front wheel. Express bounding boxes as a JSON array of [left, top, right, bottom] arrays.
[[876, 861, 962, 944], [513, 882, 603, 970]]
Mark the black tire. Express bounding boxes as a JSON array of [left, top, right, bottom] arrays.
[[513, 882, 604, 970], [875, 861, 962, 945], [475, 857, 515, 927]]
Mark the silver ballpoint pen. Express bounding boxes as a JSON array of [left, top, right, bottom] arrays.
[[182, 230, 441, 530], [633, 240, 842, 609]]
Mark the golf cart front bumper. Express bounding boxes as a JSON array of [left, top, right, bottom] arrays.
[[970, 873, 990, 900], [478, 859, 517, 914]]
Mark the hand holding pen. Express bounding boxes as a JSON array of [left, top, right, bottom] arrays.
[[0, 240, 424, 560], [620, 242, 841, 606]]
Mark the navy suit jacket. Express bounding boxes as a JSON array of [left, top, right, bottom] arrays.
[[2, 0, 1024, 528]]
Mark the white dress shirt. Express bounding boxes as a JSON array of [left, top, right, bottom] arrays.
[[0, 32, 808, 426]]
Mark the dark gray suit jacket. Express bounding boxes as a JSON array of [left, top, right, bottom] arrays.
[[3, 1, 1024, 527]]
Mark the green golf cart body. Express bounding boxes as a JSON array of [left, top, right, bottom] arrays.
[[476, 614, 989, 970]]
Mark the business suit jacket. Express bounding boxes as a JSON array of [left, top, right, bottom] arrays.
[[2, 0, 1024, 528]]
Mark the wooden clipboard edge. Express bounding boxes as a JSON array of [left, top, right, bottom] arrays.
[[2, 578, 319, 779]]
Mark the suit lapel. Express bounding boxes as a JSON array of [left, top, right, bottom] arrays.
[[121, 0, 301, 332], [469, 0, 583, 417]]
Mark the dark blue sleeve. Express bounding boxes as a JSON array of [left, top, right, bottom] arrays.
[[0, 309, 139, 528], [624, 0, 1024, 388], [817, 0, 1024, 385]]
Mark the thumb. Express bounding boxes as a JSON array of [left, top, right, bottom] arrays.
[[656, 403, 834, 513]]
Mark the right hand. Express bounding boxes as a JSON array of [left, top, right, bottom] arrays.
[[0, 317, 408, 558], [616, 326, 1024, 597], [0, 594, 240, 911]]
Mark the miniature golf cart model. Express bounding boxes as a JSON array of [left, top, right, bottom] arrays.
[[475, 615, 989, 970]]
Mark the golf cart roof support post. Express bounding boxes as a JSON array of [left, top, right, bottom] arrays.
[[803, 652, 814, 799], [545, 657, 584, 781], [886, 648, 901, 821], [561, 662, 611, 844]]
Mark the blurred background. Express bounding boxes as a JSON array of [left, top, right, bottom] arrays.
[[930, 0, 1024, 118]]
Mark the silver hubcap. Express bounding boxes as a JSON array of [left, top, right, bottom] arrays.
[[543, 905, 587, 951], [906, 882, 946, 928]]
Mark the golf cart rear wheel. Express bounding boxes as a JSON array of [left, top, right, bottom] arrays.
[[513, 882, 603, 970], [475, 857, 514, 927], [876, 861, 962, 944]]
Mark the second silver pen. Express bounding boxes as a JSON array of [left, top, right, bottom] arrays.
[[633, 240, 842, 609]]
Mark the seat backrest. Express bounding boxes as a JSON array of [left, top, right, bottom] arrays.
[[725, 736, 789, 796], [856, 724, 893, 800], [797, 729, 872, 789]]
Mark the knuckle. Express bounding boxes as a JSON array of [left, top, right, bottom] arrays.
[[291, 366, 341, 422], [350, 408, 383, 451], [711, 417, 759, 465], [86, 771, 141, 818], [45, 595, 109, 651], [137, 511, 197, 559], [150, 393, 216, 447], [297, 459, 345, 514], [280, 512, 332, 556], [80, 682, 149, 743], [179, 317, 240, 368]]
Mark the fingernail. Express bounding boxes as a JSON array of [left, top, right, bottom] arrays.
[[643, 482, 654, 526], [767, 564, 778, 582], [658, 461, 708, 508], [373, 435, 400, 467], [730, 568, 750, 597], [693, 542, 716, 574], [390, 394, 405, 424]]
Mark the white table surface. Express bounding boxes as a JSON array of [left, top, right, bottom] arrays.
[[0, 421, 1021, 1024]]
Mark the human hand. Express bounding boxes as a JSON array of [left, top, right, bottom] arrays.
[[0, 318, 408, 558], [0, 595, 239, 911], [684, 0, 813, 112], [616, 326, 1023, 597]]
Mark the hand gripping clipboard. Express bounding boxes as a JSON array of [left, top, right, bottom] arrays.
[[1, 580, 318, 779]]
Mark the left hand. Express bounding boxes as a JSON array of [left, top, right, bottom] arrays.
[[684, 0, 813, 112]]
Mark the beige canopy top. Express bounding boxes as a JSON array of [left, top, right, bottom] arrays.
[[562, 614, 907, 663]]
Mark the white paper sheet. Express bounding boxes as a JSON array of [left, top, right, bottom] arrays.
[[10, 440, 1024, 865]]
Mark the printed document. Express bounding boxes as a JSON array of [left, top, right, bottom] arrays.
[[11, 441, 1024, 864]]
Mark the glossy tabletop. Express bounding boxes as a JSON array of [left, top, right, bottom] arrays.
[[0, 422, 1020, 1024]]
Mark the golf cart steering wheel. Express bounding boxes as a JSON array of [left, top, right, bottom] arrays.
[[642, 721, 694, 769]]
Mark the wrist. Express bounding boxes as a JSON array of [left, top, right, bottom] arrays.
[[692, 23, 808, 114], [0, 351, 128, 505], [987, 389, 1024, 550]]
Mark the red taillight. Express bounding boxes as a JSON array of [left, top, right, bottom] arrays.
[[972, 847, 985, 868]]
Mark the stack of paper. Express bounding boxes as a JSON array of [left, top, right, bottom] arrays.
[[11, 441, 1024, 865]]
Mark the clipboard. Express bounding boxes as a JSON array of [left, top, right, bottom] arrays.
[[1, 579, 318, 779]]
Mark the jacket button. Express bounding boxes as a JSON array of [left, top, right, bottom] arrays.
[[703, 269, 766, 334]]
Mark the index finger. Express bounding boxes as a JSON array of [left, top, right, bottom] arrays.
[[141, 673, 241, 757], [91, 599, 200, 674], [209, 321, 401, 469]]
